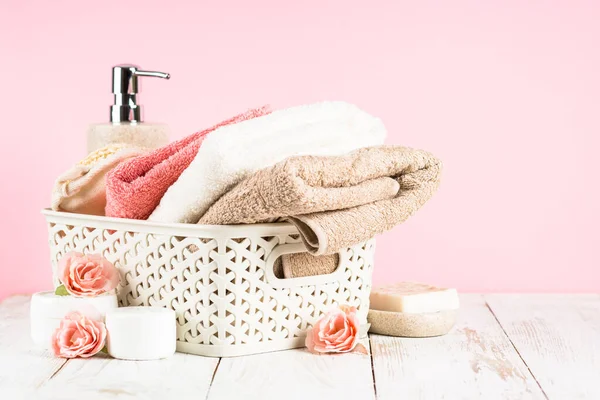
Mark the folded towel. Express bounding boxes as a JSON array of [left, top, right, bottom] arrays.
[[148, 101, 387, 224], [51, 144, 146, 216], [105, 107, 270, 220], [199, 146, 442, 277], [280, 253, 340, 278]]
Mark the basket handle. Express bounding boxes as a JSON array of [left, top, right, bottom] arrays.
[[264, 242, 346, 288]]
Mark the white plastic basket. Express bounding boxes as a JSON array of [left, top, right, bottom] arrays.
[[42, 210, 375, 357]]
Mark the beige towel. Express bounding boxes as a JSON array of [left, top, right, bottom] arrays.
[[52, 144, 146, 216], [280, 253, 340, 278], [270, 255, 340, 279], [199, 146, 442, 276]]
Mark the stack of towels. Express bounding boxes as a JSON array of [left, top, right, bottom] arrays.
[[52, 101, 442, 278]]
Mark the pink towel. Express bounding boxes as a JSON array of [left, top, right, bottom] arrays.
[[105, 106, 270, 220]]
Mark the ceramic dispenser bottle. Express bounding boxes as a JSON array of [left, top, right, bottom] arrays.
[[87, 64, 171, 153]]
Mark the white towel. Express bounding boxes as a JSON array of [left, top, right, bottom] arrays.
[[149, 101, 387, 223]]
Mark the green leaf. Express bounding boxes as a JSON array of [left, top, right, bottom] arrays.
[[101, 347, 108, 354], [54, 285, 69, 296]]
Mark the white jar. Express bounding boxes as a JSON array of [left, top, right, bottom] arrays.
[[106, 307, 176, 360], [30, 291, 118, 349]]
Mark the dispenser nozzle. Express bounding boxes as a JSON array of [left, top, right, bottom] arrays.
[[110, 64, 170, 123], [134, 70, 171, 80]]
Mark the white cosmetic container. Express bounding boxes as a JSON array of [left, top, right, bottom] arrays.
[[106, 307, 176, 360], [30, 291, 118, 349]]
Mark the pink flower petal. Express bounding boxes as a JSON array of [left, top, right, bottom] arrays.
[[352, 343, 369, 355], [305, 304, 361, 354], [56, 253, 120, 297], [51, 312, 107, 359]]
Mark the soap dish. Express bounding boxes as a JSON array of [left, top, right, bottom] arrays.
[[367, 309, 457, 337]]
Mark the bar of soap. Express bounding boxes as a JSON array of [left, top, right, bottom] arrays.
[[30, 291, 118, 349], [106, 307, 176, 360], [369, 282, 459, 313]]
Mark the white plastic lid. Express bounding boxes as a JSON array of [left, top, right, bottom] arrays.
[[31, 291, 118, 319]]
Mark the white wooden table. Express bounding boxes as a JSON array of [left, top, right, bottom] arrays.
[[1, 294, 599, 399]]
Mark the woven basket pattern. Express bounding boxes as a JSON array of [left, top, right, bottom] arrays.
[[45, 212, 374, 356]]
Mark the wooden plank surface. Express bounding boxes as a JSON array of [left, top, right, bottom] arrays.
[[37, 353, 219, 400], [0, 296, 219, 400], [2, 294, 600, 399], [207, 338, 375, 400], [0, 296, 67, 399], [486, 294, 600, 400], [370, 295, 546, 400]]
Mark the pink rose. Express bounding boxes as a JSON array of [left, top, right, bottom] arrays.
[[305, 305, 360, 354], [57, 252, 120, 297], [51, 312, 107, 358]]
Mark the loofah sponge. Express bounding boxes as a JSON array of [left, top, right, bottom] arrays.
[[368, 309, 457, 337]]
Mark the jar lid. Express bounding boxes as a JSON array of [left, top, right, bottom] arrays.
[[31, 291, 118, 320]]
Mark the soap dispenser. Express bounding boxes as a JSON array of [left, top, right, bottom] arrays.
[[87, 64, 171, 153]]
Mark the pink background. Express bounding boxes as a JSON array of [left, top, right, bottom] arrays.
[[1, 1, 598, 300]]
